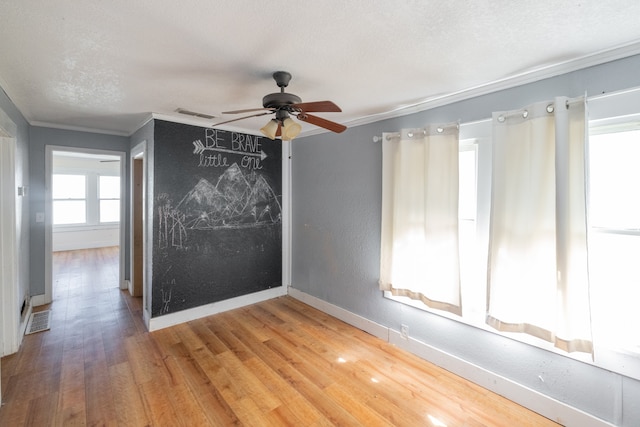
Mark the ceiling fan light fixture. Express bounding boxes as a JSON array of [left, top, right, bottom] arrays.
[[281, 117, 302, 141], [260, 119, 279, 140]]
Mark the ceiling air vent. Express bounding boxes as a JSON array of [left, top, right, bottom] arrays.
[[175, 108, 216, 120]]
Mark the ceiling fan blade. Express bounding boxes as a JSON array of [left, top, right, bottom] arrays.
[[222, 107, 274, 114], [291, 100, 342, 113], [297, 113, 347, 133], [212, 111, 273, 126]]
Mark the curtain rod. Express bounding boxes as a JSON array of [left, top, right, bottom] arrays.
[[373, 117, 491, 142], [371, 86, 640, 143]]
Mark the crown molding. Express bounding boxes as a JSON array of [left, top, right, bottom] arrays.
[[312, 40, 640, 136]]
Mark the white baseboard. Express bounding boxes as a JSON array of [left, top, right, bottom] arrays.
[[287, 287, 613, 427], [143, 306, 151, 330], [288, 287, 390, 341], [148, 286, 287, 332], [18, 303, 32, 343], [53, 240, 119, 251], [30, 294, 47, 307]]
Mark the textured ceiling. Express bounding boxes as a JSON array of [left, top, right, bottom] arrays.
[[1, 0, 640, 136]]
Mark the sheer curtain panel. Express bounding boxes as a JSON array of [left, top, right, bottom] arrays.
[[486, 97, 592, 353], [380, 123, 462, 315]]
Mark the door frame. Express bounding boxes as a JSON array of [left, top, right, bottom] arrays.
[[44, 145, 127, 304], [0, 136, 18, 358], [0, 107, 19, 365], [130, 140, 151, 328]]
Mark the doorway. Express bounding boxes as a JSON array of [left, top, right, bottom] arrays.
[[45, 146, 126, 303], [131, 156, 143, 297], [130, 141, 149, 326]]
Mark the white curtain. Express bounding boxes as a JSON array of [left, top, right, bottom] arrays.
[[486, 97, 592, 353], [380, 123, 462, 315]]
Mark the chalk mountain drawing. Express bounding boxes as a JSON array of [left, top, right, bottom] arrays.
[[176, 162, 281, 230]]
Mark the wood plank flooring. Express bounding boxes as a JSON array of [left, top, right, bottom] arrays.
[[1, 247, 560, 426]]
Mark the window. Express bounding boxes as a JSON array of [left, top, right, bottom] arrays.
[[52, 174, 87, 225], [458, 143, 483, 323], [384, 89, 640, 380], [99, 175, 120, 223], [587, 128, 640, 355], [52, 172, 120, 227]]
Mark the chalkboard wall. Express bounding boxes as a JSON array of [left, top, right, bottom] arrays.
[[152, 120, 282, 317]]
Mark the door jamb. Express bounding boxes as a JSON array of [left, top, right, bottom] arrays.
[[130, 140, 151, 329]]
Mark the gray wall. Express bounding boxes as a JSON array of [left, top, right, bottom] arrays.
[[0, 87, 30, 316], [130, 119, 154, 151], [291, 54, 640, 426], [29, 126, 130, 296]]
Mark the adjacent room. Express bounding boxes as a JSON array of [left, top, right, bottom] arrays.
[[1, 1, 640, 426]]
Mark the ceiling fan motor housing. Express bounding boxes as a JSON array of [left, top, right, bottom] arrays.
[[262, 92, 302, 109], [262, 71, 302, 110]]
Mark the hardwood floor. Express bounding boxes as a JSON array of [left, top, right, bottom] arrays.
[[1, 247, 560, 426]]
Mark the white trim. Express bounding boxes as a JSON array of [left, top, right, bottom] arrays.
[[0, 134, 19, 356], [0, 107, 17, 138], [282, 140, 292, 289], [9, 43, 640, 139], [143, 305, 151, 328], [30, 120, 130, 137], [117, 155, 127, 290], [287, 288, 613, 427], [288, 287, 389, 341], [148, 286, 287, 331], [130, 140, 151, 328], [30, 293, 46, 307], [303, 42, 640, 138], [588, 86, 640, 121], [52, 234, 120, 252], [29, 114, 154, 138], [151, 113, 244, 135], [19, 303, 32, 338], [54, 223, 120, 233]]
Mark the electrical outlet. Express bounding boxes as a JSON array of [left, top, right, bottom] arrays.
[[401, 324, 409, 339]]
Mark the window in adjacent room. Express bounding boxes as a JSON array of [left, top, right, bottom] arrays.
[[99, 175, 121, 223], [52, 153, 121, 228], [52, 174, 87, 225]]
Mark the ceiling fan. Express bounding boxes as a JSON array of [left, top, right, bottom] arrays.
[[213, 71, 347, 140]]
